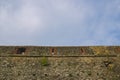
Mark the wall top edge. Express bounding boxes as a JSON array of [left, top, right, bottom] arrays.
[[0, 45, 120, 47]]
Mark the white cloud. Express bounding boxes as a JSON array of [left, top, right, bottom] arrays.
[[0, 0, 44, 36], [14, 2, 42, 33], [0, 0, 120, 45]]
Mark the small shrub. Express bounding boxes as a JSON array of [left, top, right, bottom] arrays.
[[108, 64, 114, 71], [41, 57, 49, 66]]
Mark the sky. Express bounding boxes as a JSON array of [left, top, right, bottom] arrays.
[[0, 0, 120, 46]]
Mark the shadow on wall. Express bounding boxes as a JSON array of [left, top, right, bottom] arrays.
[[16, 47, 26, 54]]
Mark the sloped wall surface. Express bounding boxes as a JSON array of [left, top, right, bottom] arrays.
[[0, 46, 120, 80]]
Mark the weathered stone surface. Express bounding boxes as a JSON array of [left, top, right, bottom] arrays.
[[0, 46, 119, 56], [0, 57, 120, 80], [0, 46, 120, 80]]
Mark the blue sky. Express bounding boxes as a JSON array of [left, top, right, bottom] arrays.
[[0, 0, 120, 46]]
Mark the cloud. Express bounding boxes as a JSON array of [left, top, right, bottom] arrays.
[[0, 0, 120, 45], [0, 0, 43, 33]]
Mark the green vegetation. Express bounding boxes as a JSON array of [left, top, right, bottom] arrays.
[[41, 56, 49, 66]]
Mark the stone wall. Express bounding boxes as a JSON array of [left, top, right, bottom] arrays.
[[0, 46, 120, 80], [1, 57, 120, 80], [0, 46, 120, 56]]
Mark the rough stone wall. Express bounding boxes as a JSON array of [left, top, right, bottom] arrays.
[[1, 57, 120, 80], [0, 46, 119, 56], [0, 46, 120, 80]]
